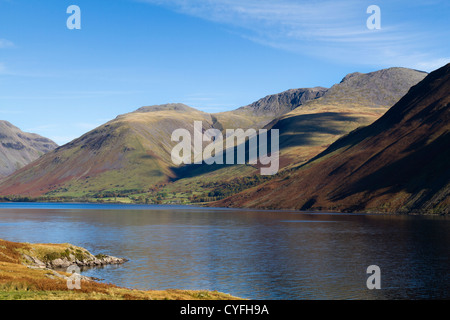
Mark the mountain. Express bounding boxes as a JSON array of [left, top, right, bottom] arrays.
[[214, 63, 450, 214], [0, 104, 213, 197], [0, 121, 57, 178], [266, 67, 428, 167], [0, 89, 326, 198], [0, 67, 428, 200]]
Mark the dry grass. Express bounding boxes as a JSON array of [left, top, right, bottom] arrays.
[[0, 239, 30, 264]]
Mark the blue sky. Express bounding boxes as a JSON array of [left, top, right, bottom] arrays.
[[0, 0, 449, 145]]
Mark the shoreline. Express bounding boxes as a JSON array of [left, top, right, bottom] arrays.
[[0, 200, 447, 216]]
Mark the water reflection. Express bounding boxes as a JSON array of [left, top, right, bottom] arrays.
[[0, 203, 449, 299]]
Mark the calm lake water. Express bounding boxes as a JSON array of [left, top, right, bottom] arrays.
[[0, 203, 449, 300]]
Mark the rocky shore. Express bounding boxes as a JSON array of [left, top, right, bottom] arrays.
[[19, 242, 128, 271], [23, 252, 128, 269]]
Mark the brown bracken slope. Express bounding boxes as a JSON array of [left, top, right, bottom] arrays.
[[214, 63, 450, 214]]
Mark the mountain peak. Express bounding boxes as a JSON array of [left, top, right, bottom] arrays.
[[340, 67, 428, 84], [321, 67, 428, 108]]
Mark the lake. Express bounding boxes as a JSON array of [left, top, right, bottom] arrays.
[[0, 203, 449, 300]]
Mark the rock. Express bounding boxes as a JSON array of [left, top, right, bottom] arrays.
[[50, 258, 71, 269], [42, 268, 102, 282]]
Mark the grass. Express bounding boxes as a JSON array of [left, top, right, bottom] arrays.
[[0, 239, 240, 301]]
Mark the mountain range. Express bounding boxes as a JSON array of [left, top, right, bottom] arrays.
[[214, 63, 450, 214], [0, 65, 439, 215]]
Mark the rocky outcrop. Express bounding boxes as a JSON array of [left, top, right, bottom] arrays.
[[22, 248, 128, 270], [20, 244, 128, 283], [46, 255, 128, 269]]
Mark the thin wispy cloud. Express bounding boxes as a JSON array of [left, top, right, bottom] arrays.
[[138, 0, 449, 71]]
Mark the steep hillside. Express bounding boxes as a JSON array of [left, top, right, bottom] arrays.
[[0, 121, 57, 178], [214, 64, 450, 214]]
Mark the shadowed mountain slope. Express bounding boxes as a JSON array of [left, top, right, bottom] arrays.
[[214, 64, 450, 214]]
